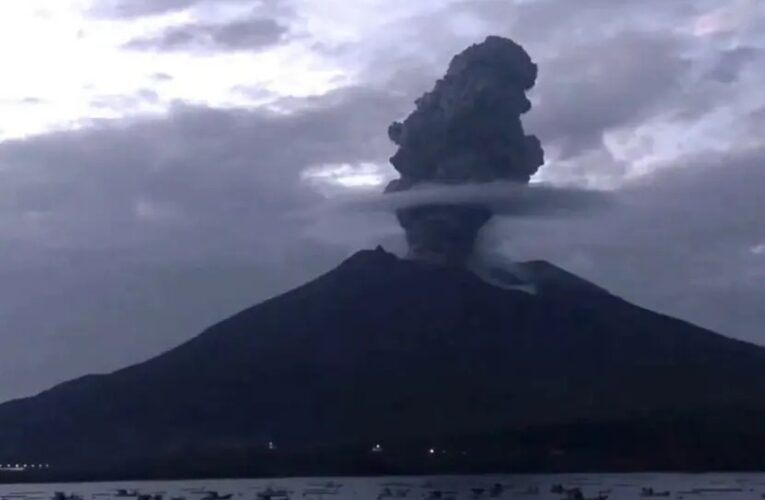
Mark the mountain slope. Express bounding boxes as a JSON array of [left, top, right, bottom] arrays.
[[2, 247, 765, 477]]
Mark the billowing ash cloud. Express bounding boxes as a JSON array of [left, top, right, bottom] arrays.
[[385, 36, 545, 265]]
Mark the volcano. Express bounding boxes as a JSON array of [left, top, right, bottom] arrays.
[[3, 248, 765, 480], [3, 36, 764, 481]]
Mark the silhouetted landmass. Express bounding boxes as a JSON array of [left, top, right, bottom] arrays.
[[2, 248, 765, 482]]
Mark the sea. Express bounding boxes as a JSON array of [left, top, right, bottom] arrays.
[[1, 474, 765, 500]]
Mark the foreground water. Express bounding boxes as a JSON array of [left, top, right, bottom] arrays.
[[2, 474, 765, 499]]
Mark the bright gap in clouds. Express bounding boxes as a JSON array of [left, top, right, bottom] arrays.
[[0, 1, 347, 140], [302, 162, 394, 195]]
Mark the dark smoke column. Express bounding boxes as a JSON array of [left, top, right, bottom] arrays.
[[386, 36, 544, 265]]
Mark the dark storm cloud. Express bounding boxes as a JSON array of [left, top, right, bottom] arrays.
[[124, 18, 288, 52]]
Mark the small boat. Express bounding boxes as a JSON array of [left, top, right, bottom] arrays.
[[424, 491, 456, 500], [255, 488, 289, 500], [489, 484, 504, 498], [470, 487, 485, 498], [565, 488, 583, 500], [137, 495, 162, 500], [201, 494, 232, 500], [379, 486, 408, 499], [51, 493, 82, 500], [114, 492, 139, 498], [691, 488, 742, 494], [566, 490, 608, 500], [640, 488, 670, 497], [377, 488, 393, 500], [301, 489, 338, 498], [306, 482, 342, 490]]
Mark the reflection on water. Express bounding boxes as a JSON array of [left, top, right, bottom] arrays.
[[2, 474, 765, 500]]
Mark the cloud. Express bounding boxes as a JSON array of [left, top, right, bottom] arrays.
[[510, 0, 714, 47], [19, 97, 46, 105], [151, 72, 174, 82], [0, 86, 404, 251], [124, 18, 288, 52], [707, 46, 763, 83], [88, 89, 161, 113], [330, 182, 611, 217], [93, 0, 265, 18], [526, 32, 691, 161], [692, 0, 763, 37]]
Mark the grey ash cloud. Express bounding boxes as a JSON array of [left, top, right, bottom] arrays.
[[125, 17, 288, 52], [384, 36, 545, 265]]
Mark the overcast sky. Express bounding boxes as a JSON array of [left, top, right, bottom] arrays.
[[1, 0, 764, 402]]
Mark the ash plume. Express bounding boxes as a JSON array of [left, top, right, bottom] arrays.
[[386, 35, 545, 265]]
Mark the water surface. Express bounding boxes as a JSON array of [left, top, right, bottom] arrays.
[[2, 474, 764, 499]]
